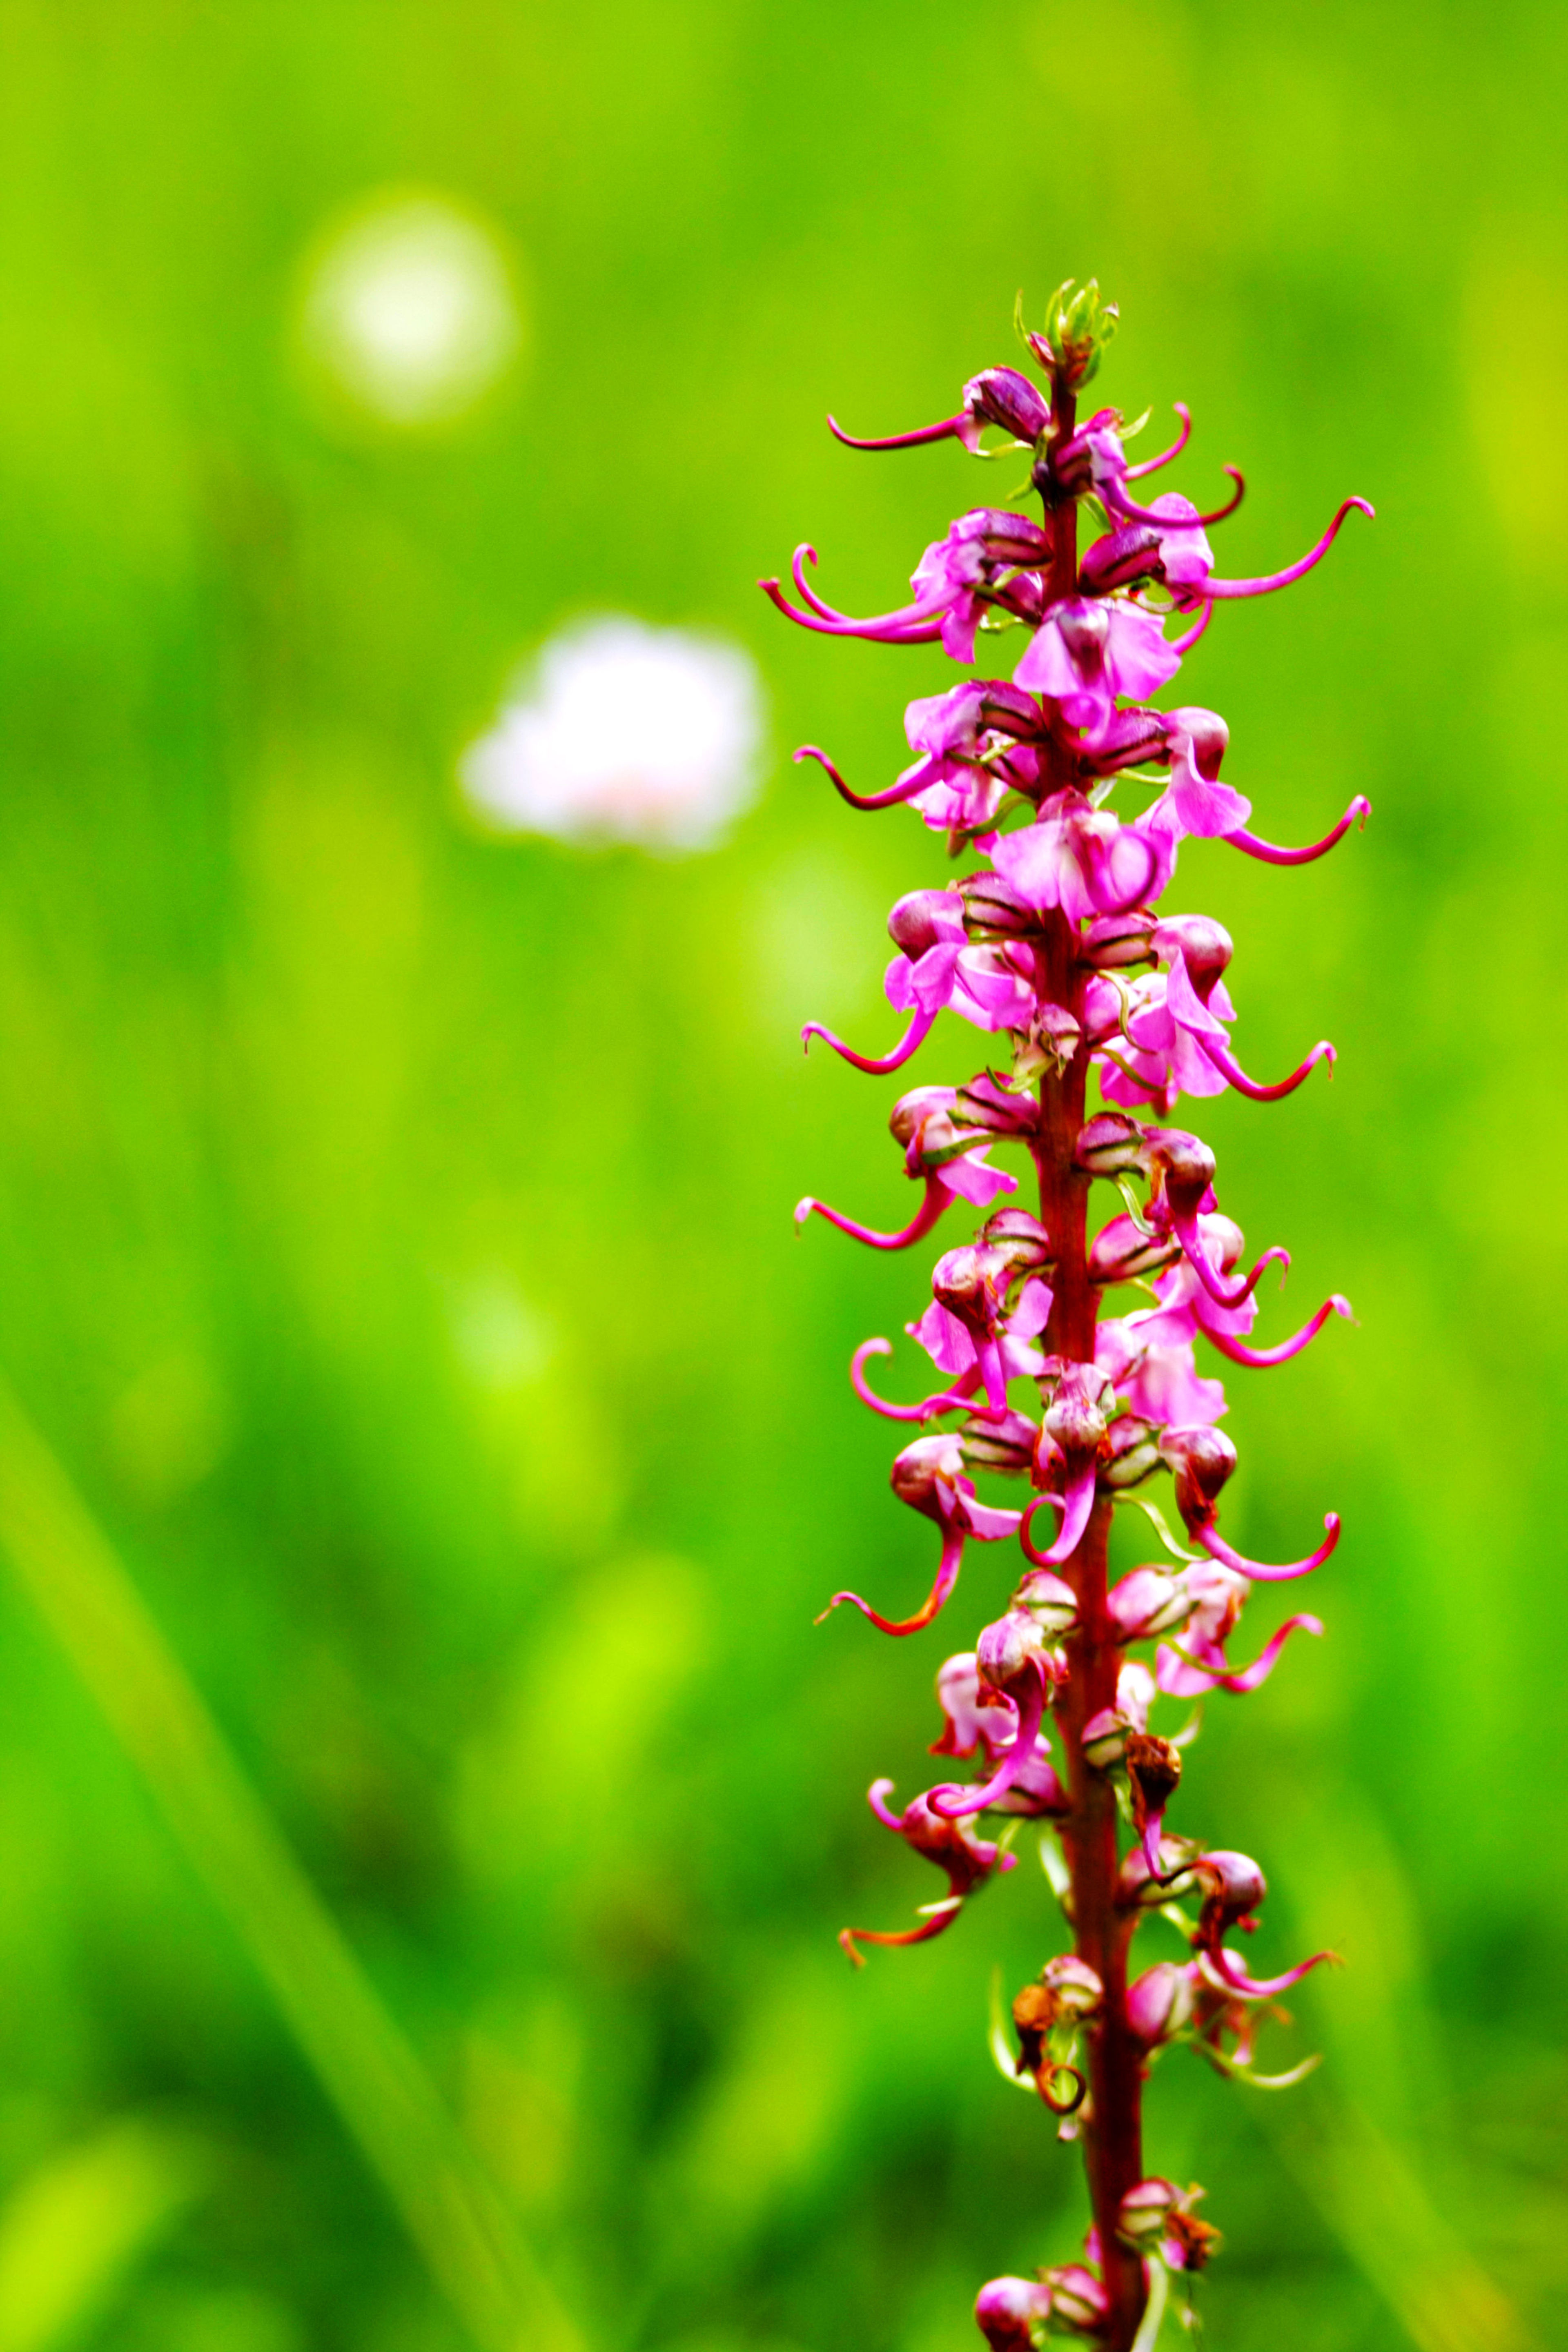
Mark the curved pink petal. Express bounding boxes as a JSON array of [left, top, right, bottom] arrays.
[[760, 553, 945, 642], [1197, 1512, 1341, 1584], [929, 1663, 1047, 1818], [1195, 497, 1374, 600], [1200, 1035, 1335, 1102], [1029, 1461, 1097, 1564], [1017, 1493, 1067, 1569], [828, 410, 967, 451], [1200, 1944, 1338, 2000], [1170, 1209, 1290, 1310], [820, 1523, 967, 1637], [1125, 403, 1192, 480], [796, 1177, 948, 1252], [1160, 1612, 1322, 1695], [1105, 466, 1245, 531], [1201, 1295, 1352, 1369], [1225, 794, 1371, 866], [849, 1339, 980, 1423], [1166, 598, 1214, 656], [840, 1903, 965, 1967], [802, 1006, 936, 1075], [794, 744, 932, 812]]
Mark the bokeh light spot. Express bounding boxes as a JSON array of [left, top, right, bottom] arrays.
[[298, 190, 524, 427]]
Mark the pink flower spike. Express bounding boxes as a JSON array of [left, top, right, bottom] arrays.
[[828, 410, 967, 451], [1199, 1035, 1336, 1103], [849, 1339, 980, 1423], [798, 1179, 949, 1252], [803, 1006, 936, 1074], [794, 744, 932, 813], [1196, 497, 1374, 600], [1199, 1944, 1338, 2001], [820, 1523, 967, 1636], [1125, 402, 1192, 479], [1198, 1512, 1341, 1584], [1226, 794, 1372, 866], [1105, 467, 1245, 532], [1203, 1294, 1353, 1370], [929, 1663, 1047, 1818]]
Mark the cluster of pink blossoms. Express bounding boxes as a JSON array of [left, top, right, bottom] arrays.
[[764, 284, 1370, 2352]]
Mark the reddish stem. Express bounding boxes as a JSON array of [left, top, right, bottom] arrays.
[[1024, 396, 1147, 2348], [1033, 944, 1147, 2343]]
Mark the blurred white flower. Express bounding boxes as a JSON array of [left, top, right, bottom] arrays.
[[299, 191, 523, 426], [461, 617, 766, 851]]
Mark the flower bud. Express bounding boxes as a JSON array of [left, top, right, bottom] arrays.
[[1015, 1567, 1078, 1636], [890, 1431, 964, 1517], [1079, 909, 1159, 969], [889, 1085, 955, 1149], [1126, 1731, 1183, 1829], [1039, 1953, 1104, 2021], [1126, 1960, 1197, 2049], [962, 1412, 1038, 1477], [1109, 1567, 1194, 1642], [1075, 1112, 1152, 1177], [978, 1207, 1055, 1276], [951, 1076, 1038, 1138], [1079, 522, 1164, 593], [887, 886, 963, 958], [1159, 1423, 1237, 1530], [1194, 1848, 1266, 1932], [1032, 276, 1120, 392], [976, 1608, 1053, 1699], [1116, 1834, 1202, 1908], [974, 2276, 1052, 2352], [1007, 1003, 1082, 1089], [1145, 1127, 1217, 1216], [1162, 705, 1229, 780], [932, 1245, 1002, 1332], [905, 1107, 992, 1170], [1098, 1416, 1163, 1491], [1081, 1706, 1130, 1770], [1090, 1214, 1182, 1285], [1038, 2265, 1108, 2332], [1043, 1378, 1109, 1459], [963, 366, 1053, 445], [958, 871, 1040, 939], [1116, 2177, 1183, 2247], [1152, 912, 1233, 1004]]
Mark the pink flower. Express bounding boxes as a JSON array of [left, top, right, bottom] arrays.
[[840, 1778, 1016, 1968], [988, 791, 1167, 922], [895, 679, 1046, 837], [974, 2276, 1054, 2352], [910, 510, 1055, 660], [1013, 595, 1181, 739], [910, 1244, 1054, 1411]]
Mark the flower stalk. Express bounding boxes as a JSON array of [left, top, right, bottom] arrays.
[[765, 284, 1368, 2348]]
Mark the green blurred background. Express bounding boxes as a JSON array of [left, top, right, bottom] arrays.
[[0, 3, 1563, 2348]]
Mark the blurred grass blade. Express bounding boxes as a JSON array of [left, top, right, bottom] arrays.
[[1266, 2098, 1535, 2352], [0, 2115, 206, 2352], [0, 1379, 584, 2352]]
